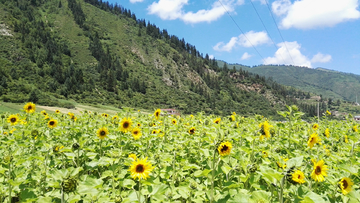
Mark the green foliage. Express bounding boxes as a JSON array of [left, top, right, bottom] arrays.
[[0, 0, 309, 117]]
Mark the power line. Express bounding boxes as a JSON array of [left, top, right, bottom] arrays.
[[250, 0, 287, 64], [217, 0, 268, 64], [264, 0, 295, 65]]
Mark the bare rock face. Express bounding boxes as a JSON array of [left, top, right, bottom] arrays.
[[0, 24, 12, 37]]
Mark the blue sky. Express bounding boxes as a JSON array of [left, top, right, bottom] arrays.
[[105, 0, 360, 75]]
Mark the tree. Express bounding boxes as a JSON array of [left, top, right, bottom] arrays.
[[28, 89, 40, 103]]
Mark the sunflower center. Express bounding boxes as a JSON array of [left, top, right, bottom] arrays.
[[298, 175, 301, 179], [136, 164, 145, 173], [123, 122, 129, 128], [156, 112, 159, 116], [10, 118, 16, 123], [221, 145, 229, 152], [190, 129, 195, 133], [28, 106, 32, 110], [50, 121, 55, 125], [315, 166, 321, 174], [342, 180, 348, 189], [100, 131, 106, 136], [133, 131, 138, 135], [310, 137, 314, 142]]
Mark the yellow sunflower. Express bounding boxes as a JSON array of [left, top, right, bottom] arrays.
[[326, 110, 331, 115], [41, 110, 48, 116], [171, 119, 177, 125], [112, 115, 119, 120], [23, 102, 36, 113], [311, 159, 328, 182], [128, 157, 154, 180], [292, 170, 306, 184], [55, 110, 60, 114], [352, 125, 358, 132], [188, 127, 195, 134], [128, 153, 137, 160], [151, 129, 158, 134], [344, 135, 349, 143], [48, 119, 58, 128], [217, 141, 232, 156], [96, 127, 109, 140], [308, 133, 321, 148], [137, 123, 142, 127], [119, 117, 132, 133], [312, 123, 319, 130], [154, 109, 161, 120], [7, 115, 19, 125], [262, 151, 268, 158], [259, 121, 272, 138], [230, 115, 235, 122], [324, 128, 330, 138], [132, 128, 142, 140], [213, 118, 221, 124], [339, 177, 354, 195], [232, 112, 236, 115]]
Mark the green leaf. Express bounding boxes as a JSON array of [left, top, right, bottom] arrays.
[[286, 156, 303, 169], [302, 192, 327, 203], [221, 163, 232, 175], [250, 190, 271, 202], [258, 165, 282, 185], [36, 197, 52, 203]]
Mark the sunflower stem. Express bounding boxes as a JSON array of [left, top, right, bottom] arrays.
[[8, 160, 11, 203], [210, 148, 217, 203], [61, 187, 65, 203], [137, 180, 142, 203], [279, 175, 285, 203]]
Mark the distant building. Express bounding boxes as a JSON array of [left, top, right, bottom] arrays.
[[161, 109, 180, 116]]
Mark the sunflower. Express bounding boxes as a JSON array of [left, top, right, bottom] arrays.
[[128, 153, 137, 160], [326, 110, 331, 115], [188, 127, 195, 134], [104, 113, 109, 118], [41, 110, 48, 116], [137, 123, 141, 127], [324, 128, 330, 138], [48, 119, 58, 128], [262, 151, 268, 158], [352, 125, 358, 132], [292, 170, 306, 184], [96, 127, 109, 140], [132, 128, 142, 140], [311, 159, 328, 182], [307, 133, 321, 148], [217, 141, 232, 156], [154, 109, 161, 120], [151, 129, 158, 134], [312, 123, 319, 130], [339, 177, 354, 195], [344, 135, 349, 143], [230, 115, 235, 122], [23, 102, 36, 113], [259, 121, 272, 138], [112, 115, 119, 120], [171, 119, 177, 125], [128, 157, 154, 180], [232, 112, 236, 115], [119, 117, 132, 133], [213, 118, 221, 124], [7, 115, 19, 125], [55, 110, 60, 114]]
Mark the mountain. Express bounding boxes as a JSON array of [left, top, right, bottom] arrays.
[[0, 0, 320, 118], [218, 60, 360, 103]]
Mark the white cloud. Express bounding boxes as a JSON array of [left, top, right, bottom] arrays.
[[147, 0, 244, 23], [213, 31, 270, 52], [264, 41, 311, 67], [238, 31, 270, 47], [130, 0, 144, 3], [264, 41, 331, 67], [209, 55, 215, 59], [241, 52, 252, 60], [148, 0, 187, 20], [272, 0, 360, 29], [311, 53, 332, 63]]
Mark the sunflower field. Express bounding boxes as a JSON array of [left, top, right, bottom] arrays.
[[1, 103, 360, 203]]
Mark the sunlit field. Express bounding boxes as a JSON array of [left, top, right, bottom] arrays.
[[1, 103, 360, 203]]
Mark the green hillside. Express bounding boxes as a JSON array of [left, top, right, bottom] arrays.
[[248, 65, 360, 102], [0, 0, 325, 118]]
